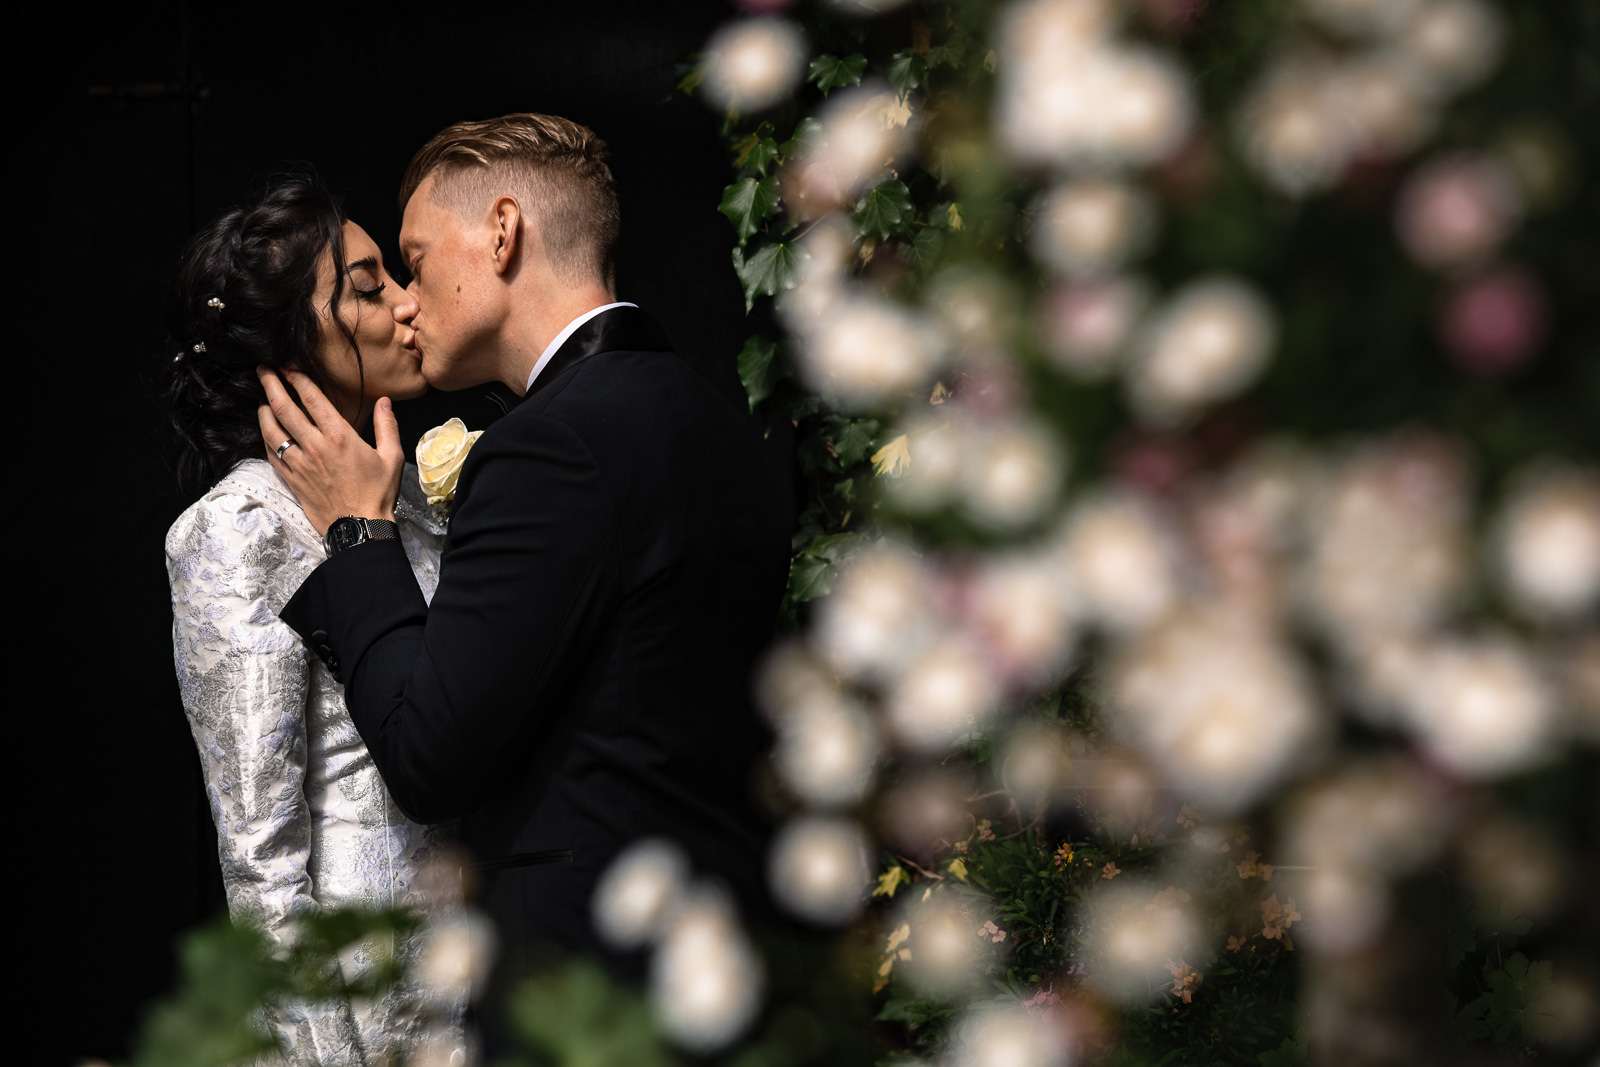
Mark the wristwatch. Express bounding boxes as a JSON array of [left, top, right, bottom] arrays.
[[324, 516, 399, 556]]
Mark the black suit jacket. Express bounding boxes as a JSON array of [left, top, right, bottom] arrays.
[[281, 307, 792, 972]]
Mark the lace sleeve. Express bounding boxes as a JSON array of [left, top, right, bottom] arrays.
[[166, 485, 366, 1066]]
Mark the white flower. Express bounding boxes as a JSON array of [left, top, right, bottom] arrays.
[[797, 293, 941, 410], [885, 636, 1001, 753], [1084, 881, 1199, 1003], [416, 418, 483, 508], [925, 269, 1019, 357], [1098, 47, 1194, 166], [1109, 608, 1321, 811], [880, 768, 977, 855], [1030, 178, 1154, 277], [1333, 53, 1436, 158], [898, 892, 987, 997], [1057, 493, 1180, 633], [996, 35, 1190, 169], [813, 544, 936, 684], [768, 816, 872, 925], [650, 889, 764, 1054], [1039, 276, 1149, 379], [960, 420, 1066, 531], [772, 699, 880, 807], [416, 912, 495, 1003], [1127, 277, 1274, 426], [885, 411, 974, 513], [592, 838, 691, 950], [1397, 0, 1502, 95], [954, 1004, 1070, 1067], [1406, 636, 1556, 778], [1492, 466, 1600, 621], [965, 550, 1078, 684], [1237, 56, 1354, 196], [1299, 434, 1470, 645], [791, 84, 913, 207], [701, 19, 807, 112]]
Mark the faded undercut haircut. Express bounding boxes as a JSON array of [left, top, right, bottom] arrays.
[[399, 113, 619, 290]]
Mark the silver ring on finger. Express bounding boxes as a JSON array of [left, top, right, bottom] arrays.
[[276, 438, 296, 461]]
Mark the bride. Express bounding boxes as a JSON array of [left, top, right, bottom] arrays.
[[164, 171, 464, 1065]]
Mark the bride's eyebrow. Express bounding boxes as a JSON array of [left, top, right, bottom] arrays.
[[344, 255, 379, 275]]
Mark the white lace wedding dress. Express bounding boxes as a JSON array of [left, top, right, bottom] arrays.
[[166, 458, 465, 1066]]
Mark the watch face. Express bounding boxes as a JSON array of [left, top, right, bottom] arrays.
[[326, 517, 364, 553]]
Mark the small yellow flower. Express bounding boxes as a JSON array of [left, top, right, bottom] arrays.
[[1053, 843, 1075, 868], [947, 858, 969, 882]]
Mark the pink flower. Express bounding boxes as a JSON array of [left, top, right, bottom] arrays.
[[1102, 862, 1122, 880], [1438, 266, 1546, 375], [981, 920, 1008, 943], [1396, 155, 1521, 272], [1165, 958, 1201, 1003]]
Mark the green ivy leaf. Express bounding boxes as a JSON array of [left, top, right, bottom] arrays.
[[808, 53, 868, 94], [907, 227, 945, 274], [737, 336, 783, 410], [1457, 952, 1552, 1043], [737, 135, 781, 176], [888, 50, 928, 98], [856, 180, 916, 241], [733, 241, 803, 312], [718, 175, 781, 243], [789, 551, 836, 603], [782, 116, 823, 157], [823, 414, 882, 469]]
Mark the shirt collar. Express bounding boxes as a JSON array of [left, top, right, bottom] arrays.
[[525, 302, 638, 394]]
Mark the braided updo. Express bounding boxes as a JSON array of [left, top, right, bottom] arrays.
[[166, 169, 358, 499]]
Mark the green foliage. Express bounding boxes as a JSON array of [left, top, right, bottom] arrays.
[[807, 53, 868, 94], [737, 335, 785, 411], [733, 241, 803, 311], [511, 958, 675, 1067], [720, 175, 783, 244], [126, 923, 282, 1067], [854, 180, 916, 242], [1457, 952, 1553, 1044]]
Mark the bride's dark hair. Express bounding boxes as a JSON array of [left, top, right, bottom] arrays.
[[166, 169, 361, 499]]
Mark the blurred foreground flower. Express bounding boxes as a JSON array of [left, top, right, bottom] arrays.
[[1492, 465, 1600, 621], [769, 815, 873, 924], [650, 889, 764, 1054], [593, 838, 691, 951], [1127, 277, 1274, 426], [954, 1003, 1070, 1067], [1109, 608, 1322, 811], [701, 18, 807, 112], [417, 912, 495, 1005], [1084, 881, 1200, 1003]]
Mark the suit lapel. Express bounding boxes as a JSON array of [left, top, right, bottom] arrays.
[[522, 306, 672, 403]]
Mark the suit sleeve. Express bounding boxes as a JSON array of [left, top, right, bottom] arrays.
[[167, 491, 367, 1066], [281, 413, 620, 824]]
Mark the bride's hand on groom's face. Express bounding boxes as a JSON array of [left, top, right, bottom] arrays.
[[257, 368, 405, 536]]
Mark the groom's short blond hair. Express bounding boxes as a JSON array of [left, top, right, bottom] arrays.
[[400, 113, 619, 289]]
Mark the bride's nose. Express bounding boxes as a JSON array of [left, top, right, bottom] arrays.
[[391, 285, 419, 324]]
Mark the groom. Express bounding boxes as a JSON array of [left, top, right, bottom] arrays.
[[258, 114, 792, 994]]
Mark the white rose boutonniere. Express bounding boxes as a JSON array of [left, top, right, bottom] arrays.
[[417, 418, 484, 515]]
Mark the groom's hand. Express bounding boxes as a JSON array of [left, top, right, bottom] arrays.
[[257, 369, 405, 536]]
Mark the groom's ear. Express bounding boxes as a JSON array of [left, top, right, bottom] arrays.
[[489, 195, 522, 277]]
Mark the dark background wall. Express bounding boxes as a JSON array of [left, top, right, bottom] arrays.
[[33, 2, 748, 1060]]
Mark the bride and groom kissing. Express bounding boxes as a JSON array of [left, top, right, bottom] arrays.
[[170, 112, 791, 1061]]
